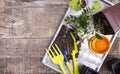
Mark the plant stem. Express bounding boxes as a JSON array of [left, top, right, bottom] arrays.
[[79, 0, 82, 5]]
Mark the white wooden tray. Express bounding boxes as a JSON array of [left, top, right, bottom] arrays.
[[42, 0, 119, 73]]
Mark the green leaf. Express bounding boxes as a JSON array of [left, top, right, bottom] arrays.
[[69, 0, 81, 11], [65, 17, 71, 24], [92, 1, 102, 13], [95, 33, 102, 40]]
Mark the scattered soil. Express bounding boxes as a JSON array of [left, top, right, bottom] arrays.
[[53, 25, 81, 60]]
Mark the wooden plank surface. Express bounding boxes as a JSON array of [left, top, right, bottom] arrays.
[[0, 0, 120, 74]]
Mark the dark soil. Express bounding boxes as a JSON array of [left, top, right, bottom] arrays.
[[93, 12, 114, 35], [53, 25, 81, 60]]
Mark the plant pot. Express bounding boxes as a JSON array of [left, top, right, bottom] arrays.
[[107, 58, 120, 74]]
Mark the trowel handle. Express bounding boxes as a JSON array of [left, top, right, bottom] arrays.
[[66, 62, 73, 74], [72, 53, 80, 74]]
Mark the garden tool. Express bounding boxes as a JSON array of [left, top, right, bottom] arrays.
[[71, 33, 80, 74], [46, 44, 66, 74], [60, 46, 73, 74]]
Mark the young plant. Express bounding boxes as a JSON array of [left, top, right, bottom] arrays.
[[65, 8, 103, 41]]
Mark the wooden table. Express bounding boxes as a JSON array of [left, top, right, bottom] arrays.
[[0, 0, 120, 74]]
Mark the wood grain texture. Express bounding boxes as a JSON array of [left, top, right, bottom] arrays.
[[0, 0, 120, 74]]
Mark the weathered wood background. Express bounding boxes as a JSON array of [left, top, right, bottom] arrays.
[[0, 0, 120, 74]]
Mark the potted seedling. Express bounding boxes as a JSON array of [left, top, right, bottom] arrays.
[[65, 8, 104, 42]]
